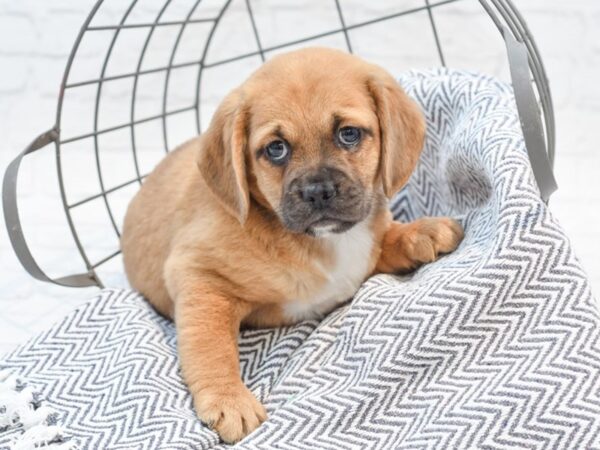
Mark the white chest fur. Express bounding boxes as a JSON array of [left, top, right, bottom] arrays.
[[283, 220, 375, 322]]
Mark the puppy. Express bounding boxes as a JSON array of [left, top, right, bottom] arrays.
[[121, 47, 463, 443]]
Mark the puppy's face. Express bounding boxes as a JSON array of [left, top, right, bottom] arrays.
[[246, 71, 381, 236], [198, 48, 425, 236]]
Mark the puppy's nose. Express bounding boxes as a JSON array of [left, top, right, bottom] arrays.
[[300, 181, 336, 209]]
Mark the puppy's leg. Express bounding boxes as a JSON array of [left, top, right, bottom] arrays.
[[174, 285, 266, 443], [376, 217, 463, 273]]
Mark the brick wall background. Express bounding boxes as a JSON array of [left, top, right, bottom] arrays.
[[1, 0, 599, 353]]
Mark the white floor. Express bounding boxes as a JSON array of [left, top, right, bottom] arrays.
[[0, 0, 599, 355]]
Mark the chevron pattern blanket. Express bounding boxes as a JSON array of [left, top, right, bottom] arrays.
[[2, 69, 599, 450]]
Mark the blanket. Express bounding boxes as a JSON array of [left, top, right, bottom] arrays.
[[2, 69, 599, 450]]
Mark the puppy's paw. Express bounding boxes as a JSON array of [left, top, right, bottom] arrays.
[[407, 217, 463, 263], [194, 382, 267, 444], [378, 217, 463, 273]]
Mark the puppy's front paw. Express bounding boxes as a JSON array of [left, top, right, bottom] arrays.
[[378, 217, 464, 273], [408, 217, 463, 263], [194, 382, 267, 444]]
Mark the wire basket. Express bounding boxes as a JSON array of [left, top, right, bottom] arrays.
[[3, 0, 557, 289]]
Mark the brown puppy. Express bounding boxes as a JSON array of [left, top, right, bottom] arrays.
[[121, 47, 463, 443]]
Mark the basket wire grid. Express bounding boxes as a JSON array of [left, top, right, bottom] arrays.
[[3, 0, 557, 289]]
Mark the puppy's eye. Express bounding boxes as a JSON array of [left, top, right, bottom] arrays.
[[337, 126, 362, 147], [264, 140, 290, 165]]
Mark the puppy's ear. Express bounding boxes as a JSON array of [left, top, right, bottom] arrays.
[[367, 69, 426, 198], [198, 89, 250, 224]]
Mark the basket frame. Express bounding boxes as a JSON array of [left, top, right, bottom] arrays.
[[3, 0, 557, 289]]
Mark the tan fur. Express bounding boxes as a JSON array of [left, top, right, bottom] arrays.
[[121, 47, 463, 443]]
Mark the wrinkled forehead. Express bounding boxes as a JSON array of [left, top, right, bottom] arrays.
[[246, 75, 377, 146]]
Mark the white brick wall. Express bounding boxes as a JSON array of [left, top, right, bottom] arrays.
[[0, 0, 599, 353]]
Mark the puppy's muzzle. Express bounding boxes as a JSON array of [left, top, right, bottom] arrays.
[[280, 166, 371, 235], [299, 180, 336, 210]]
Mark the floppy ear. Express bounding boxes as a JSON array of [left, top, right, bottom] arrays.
[[197, 89, 250, 224], [367, 69, 426, 198]]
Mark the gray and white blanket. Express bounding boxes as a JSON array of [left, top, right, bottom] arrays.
[[2, 69, 599, 450]]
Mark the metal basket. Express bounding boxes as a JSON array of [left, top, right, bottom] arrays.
[[2, 0, 557, 289]]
